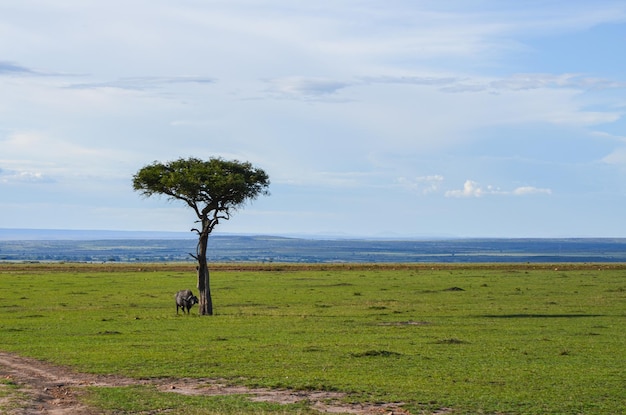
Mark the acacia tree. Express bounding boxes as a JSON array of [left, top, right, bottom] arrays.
[[132, 157, 270, 315]]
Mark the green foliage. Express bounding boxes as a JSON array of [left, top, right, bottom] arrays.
[[0, 263, 624, 414], [132, 157, 270, 213]]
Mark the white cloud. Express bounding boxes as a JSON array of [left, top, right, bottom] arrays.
[[0, 168, 52, 184], [1, 131, 97, 163], [367, 72, 626, 95], [66, 76, 215, 91], [445, 180, 552, 198], [0, 131, 135, 179], [443, 73, 626, 94], [265, 76, 352, 100], [396, 175, 444, 194], [0, 61, 37, 75], [592, 131, 626, 141], [445, 180, 489, 198], [0, 1, 622, 236], [602, 147, 626, 165], [275, 171, 381, 188], [512, 186, 552, 196]]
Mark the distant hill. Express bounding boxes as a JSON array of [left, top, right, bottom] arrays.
[[1, 232, 626, 263]]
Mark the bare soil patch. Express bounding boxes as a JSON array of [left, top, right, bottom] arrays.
[[0, 351, 409, 414]]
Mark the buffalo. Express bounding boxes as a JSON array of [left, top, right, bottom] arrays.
[[175, 289, 199, 315]]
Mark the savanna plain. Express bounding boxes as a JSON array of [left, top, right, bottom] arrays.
[[0, 262, 624, 414]]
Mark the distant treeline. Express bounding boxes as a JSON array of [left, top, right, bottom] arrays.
[[1, 236, 626, 263]]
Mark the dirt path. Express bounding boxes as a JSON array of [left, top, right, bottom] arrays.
[[0, 351, 410, 414]]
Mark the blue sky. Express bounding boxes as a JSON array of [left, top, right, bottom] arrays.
[[1, 1, 625, 238]]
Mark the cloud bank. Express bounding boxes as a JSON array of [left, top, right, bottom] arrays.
[[0, 1, 624, 237]]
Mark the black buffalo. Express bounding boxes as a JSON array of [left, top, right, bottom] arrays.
[[175, 289, 199, 315]]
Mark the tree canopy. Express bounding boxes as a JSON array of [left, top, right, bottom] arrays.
[[133, 157, 270, 219]]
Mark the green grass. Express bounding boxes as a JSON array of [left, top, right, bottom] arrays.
[[0, 263, 624, 414], [84, 385, 317, 414], [0, 377, 26, 413]]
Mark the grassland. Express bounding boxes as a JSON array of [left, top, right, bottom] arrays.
[[0, 262, 624, 414]]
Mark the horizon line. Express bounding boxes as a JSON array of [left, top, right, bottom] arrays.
[[0, 227, 624, 241]]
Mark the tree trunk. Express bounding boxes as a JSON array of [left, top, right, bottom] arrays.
[[197, 262, 213, 315], [196, 229, 213, 315]]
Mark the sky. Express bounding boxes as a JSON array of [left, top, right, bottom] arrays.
[[1, 1, 626, 238]]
